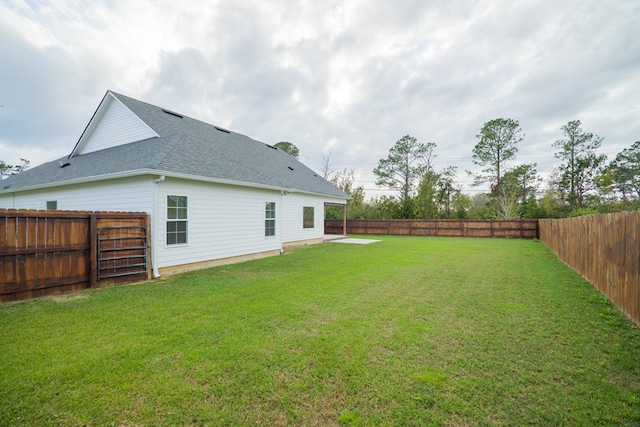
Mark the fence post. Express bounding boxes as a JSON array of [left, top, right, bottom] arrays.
[[145, 213, 152, 280], [343, 207, 347, 236], [520, 220, 523, 238], [90, 212, 97, 289]]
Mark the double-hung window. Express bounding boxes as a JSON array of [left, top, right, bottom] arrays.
[[265, 202, 276, 237], [167, 195, 188, 245]]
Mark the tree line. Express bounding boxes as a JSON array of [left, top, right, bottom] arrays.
[[327, 119, 639, 220], [0, 159, 30, 180], [5, 124, 638, 221]]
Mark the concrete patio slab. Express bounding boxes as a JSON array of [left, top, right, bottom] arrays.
[[328, 238, 381, 245]]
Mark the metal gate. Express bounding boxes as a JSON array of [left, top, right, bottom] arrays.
[[98, 226, 148, 280]]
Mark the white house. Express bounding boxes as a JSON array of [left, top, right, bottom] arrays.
[[0, 91, 349, 277]]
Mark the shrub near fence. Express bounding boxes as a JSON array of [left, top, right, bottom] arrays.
[[325, 219, 539, 238], [0, 209, 150, 302], [539, 213, 640, 327]]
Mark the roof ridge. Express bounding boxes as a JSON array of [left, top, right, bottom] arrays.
[[144, 133, 186, 169], [110, 91, 242, 138]]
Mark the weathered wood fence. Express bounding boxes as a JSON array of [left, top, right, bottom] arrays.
[[539, 213, 640, 327], [325, 219, 539, 238], [1, 209, 150, 302]]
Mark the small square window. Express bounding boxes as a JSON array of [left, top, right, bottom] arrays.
[[46, 201, 57, 210]]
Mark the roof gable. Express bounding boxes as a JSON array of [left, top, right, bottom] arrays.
[[69, 92, 158, 158]]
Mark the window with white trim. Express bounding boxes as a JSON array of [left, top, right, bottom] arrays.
[[167, 195, 188, 245], [265, 202, 276, 237]]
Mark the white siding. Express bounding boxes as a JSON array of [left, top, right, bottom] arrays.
[[154, 179, 283, 269], [0, 194, 12, 209], [282, 193, 329, 243], [0, 177, 154, 212], [0, 175, 349, 271], [74, 95, 157, 156]]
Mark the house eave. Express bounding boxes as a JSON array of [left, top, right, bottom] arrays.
[[286, 187, 350, 201], [0, 170, 153, 194], [157, 171, 349, 200], [1, 169, 350, 200]]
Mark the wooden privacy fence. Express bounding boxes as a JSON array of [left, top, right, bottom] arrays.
[[325, 219, 539, 238], [1, 209, 150, 302], [539, 213, 640, 327]]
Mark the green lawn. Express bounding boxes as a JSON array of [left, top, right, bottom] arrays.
[[1, 236, 639, 426]]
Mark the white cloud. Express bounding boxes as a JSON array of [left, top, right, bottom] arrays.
[[1, 0, 639, 197]]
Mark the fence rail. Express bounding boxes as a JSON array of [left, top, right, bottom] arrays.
[[1, 209, 150, 302], [539, 213, 640, 327], [325, 219, 539, 238]]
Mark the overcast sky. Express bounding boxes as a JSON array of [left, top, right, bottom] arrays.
[[1, 0, 638, 197]]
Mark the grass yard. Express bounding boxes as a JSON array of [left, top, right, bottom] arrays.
[[1, 236, 639, 426]]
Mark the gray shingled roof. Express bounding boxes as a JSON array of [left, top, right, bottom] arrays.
[[1, 91, 349, 199]]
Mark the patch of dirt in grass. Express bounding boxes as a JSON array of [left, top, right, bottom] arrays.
[[446, 413, 476, 426], [47, 293, 89, 302], [262, 368, 352, 426]]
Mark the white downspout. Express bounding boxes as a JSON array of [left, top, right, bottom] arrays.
[[152, 175, 165, 277], [279, 190, 287, 254]]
